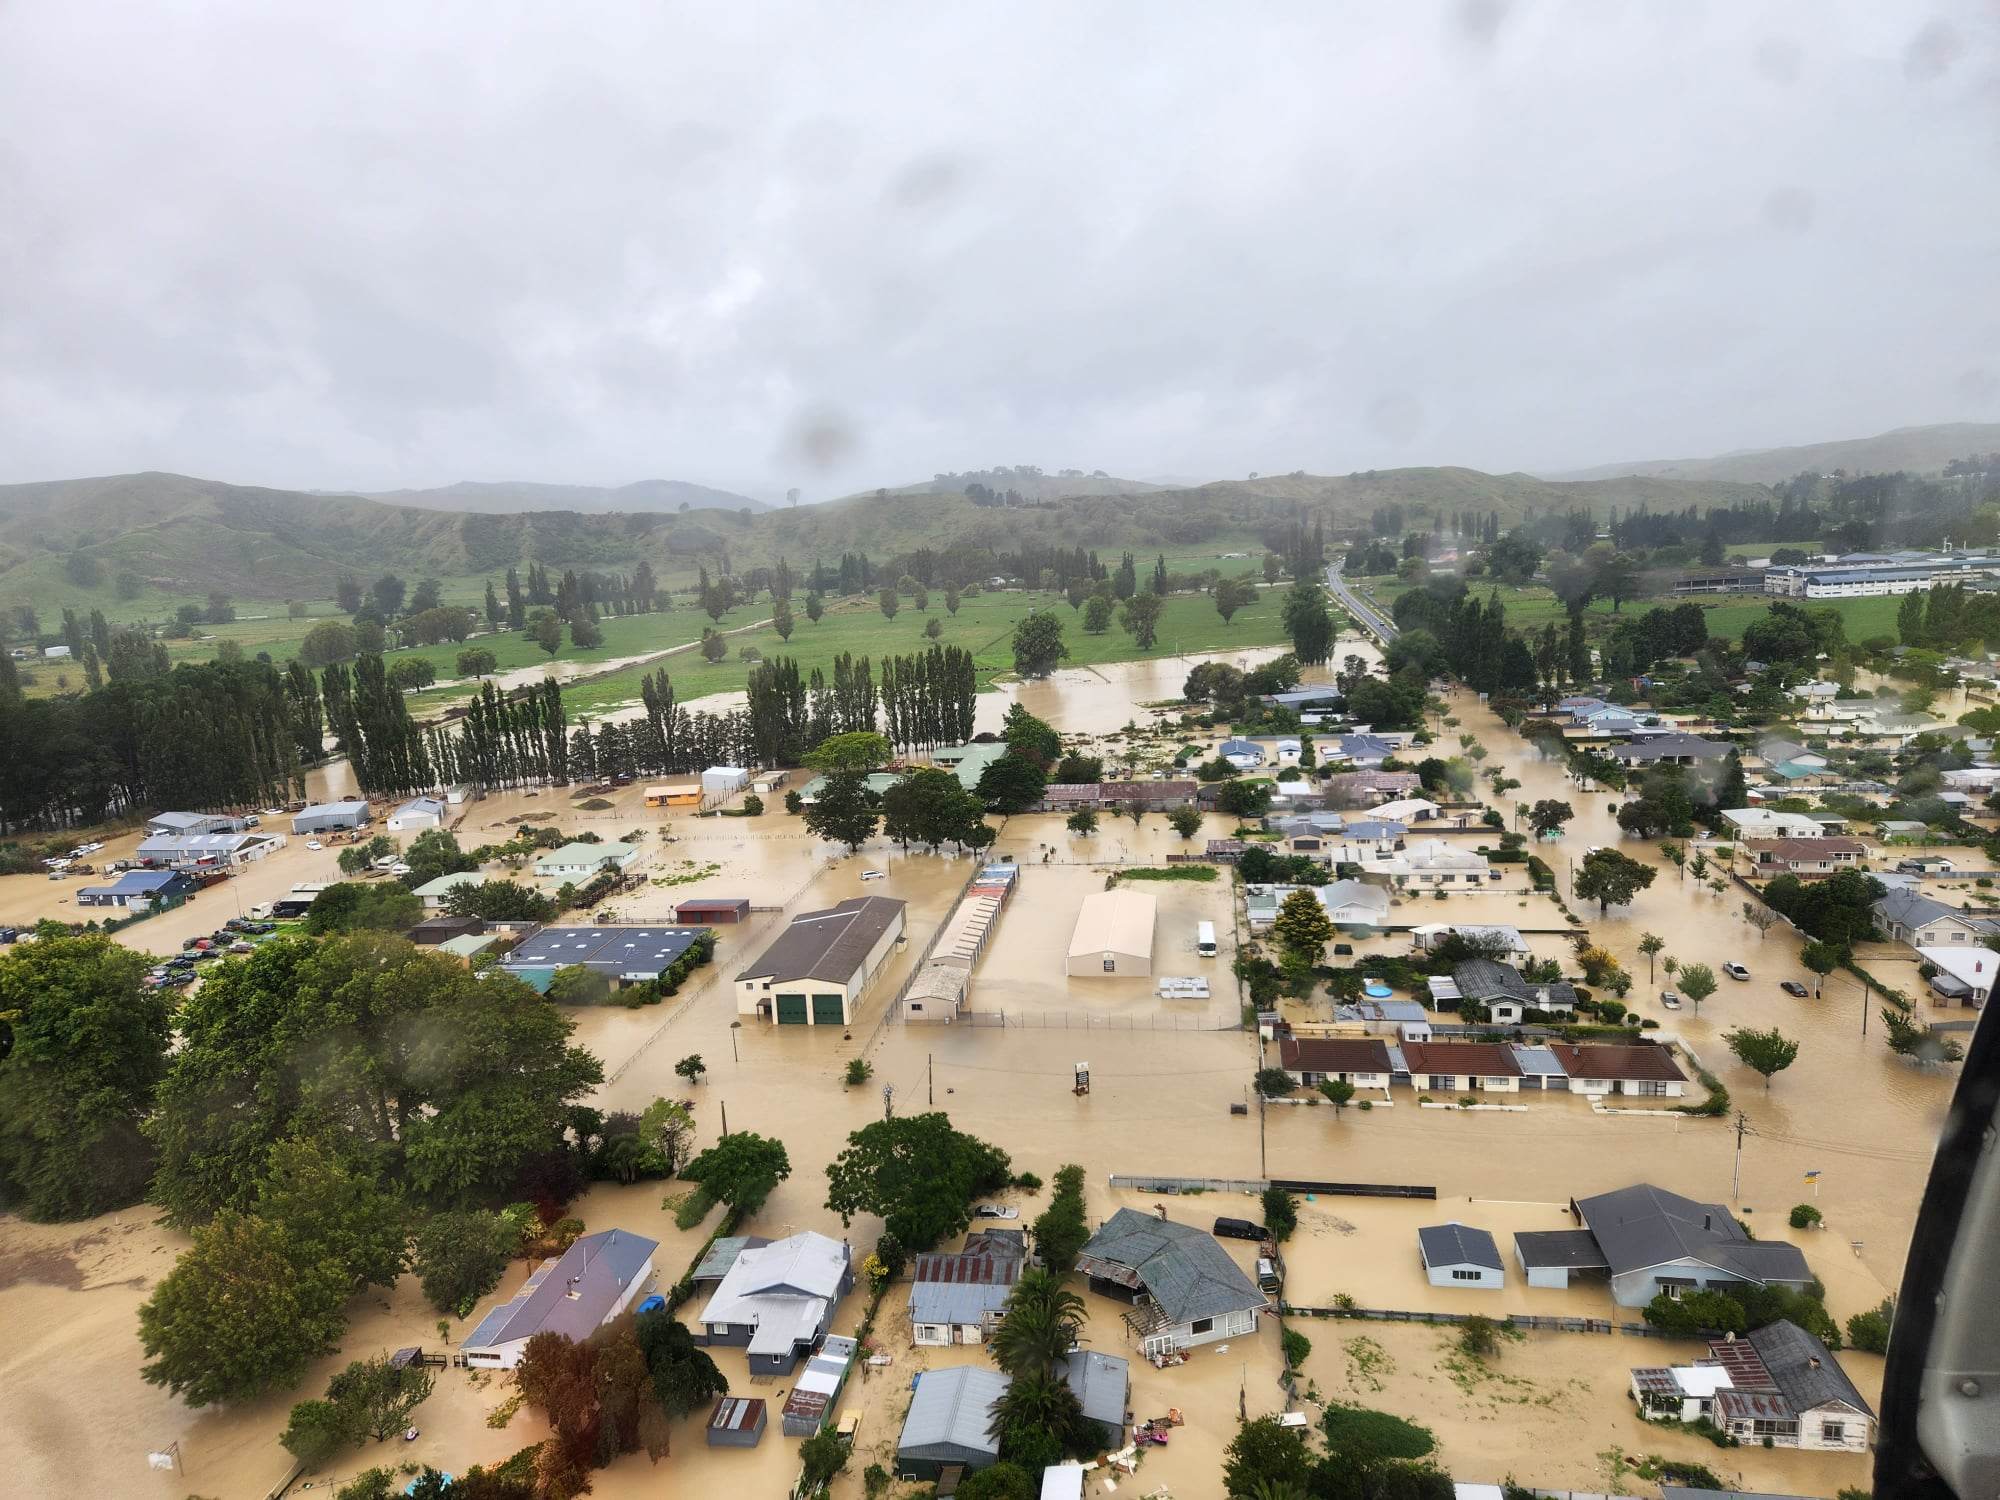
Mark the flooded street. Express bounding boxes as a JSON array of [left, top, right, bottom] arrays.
[[0, 645, 1953, 1499]]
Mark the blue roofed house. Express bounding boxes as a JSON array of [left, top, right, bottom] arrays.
[[694, 1230, 854, 1374], [1334, 734, 1397, 767], [499, 924, 707, 992], [1061, 1349, 1131, 1449], [896, 1366, 1009, 1481], [1219, 737, 1265, 769], [1571, 1184, 1812, 1307], [76, 869, 197, 910], [1418, 1222, 1504, 1289], [462, 1228, 658, 1369], [908, 1230, 1026, 1346]]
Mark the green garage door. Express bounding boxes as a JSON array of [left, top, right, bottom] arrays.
[[812, 993, 847, 1026], [775, 993, 808, 1025]]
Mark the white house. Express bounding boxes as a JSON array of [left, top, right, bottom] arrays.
[[1366, 797, 1440, 824], [1709, 1321, 1874, 1452], [1721, 808, 1833, 839], [701, 766, 750, 795], [1876, 890, 1997, 950], [1316, 879, 1391, 927], [1074, 1210, 1265, 1360], [412, 870, 486, 910], [1362, 839, 1494, 892], [533, 841, 640, 878], [694, 1231, 855, 1375], [462, 1229, 658, 1369], [387, 796, 447, 833], [1919, 944, 1994, 1007], [1418, 1223, 1504, 1290]]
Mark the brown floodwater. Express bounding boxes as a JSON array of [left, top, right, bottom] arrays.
[[0, 638, 1951, 1499]]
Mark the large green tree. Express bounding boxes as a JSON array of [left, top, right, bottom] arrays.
[[0, 935, 167, 1221], [1011, 610, 1068, 677], [1725, 1026, 1800, 1088], [411, 1209, 521, 1316], [138, 1212, 351, 1406], [802, 770, 880, 851], [1029, 1163, 1090, 1276], [882, 767, 990, 851], [680, 1131, 792, 1214], [148, 934, 602, 1225], [1271, 890, 1335, 966], [1572, 847, 1657, 914], [824, 1113, 1011, 1250], [255, 1136, 409, 1293], [976, 752, 1049, 813], [1281, 581, 1336, 665], [1119, 590, 1164, 649]]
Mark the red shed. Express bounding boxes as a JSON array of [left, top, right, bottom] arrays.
[[675, 897, 751, 925]]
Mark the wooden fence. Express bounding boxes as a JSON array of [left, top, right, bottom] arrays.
[[1283, 1304, 1614, 1335], [1108, 1174, 1436, 1199]]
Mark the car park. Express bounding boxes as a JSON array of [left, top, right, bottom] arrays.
[[1780, 980, 1809, 997], [1723, 962, 1750, 980]]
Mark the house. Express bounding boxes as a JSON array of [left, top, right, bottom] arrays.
[[1877, 819, 1931, 841], [1334, 734, 1397, 767], [143, 811, 247, 836], [903, 962, 971, 1023], [1509, 1044, 1570, 1091], [1317, 879, 1391, 928], [1398, 1041, 1521, 1093], [437, 932, 497, 963], [1611, 735, 1734, 767], [644, 783, 703, 808], [896, 1366, 1009, 1481], [501, 924, 706, 991], [1575, 705, 1643, 735], [933, 742, 1010, 794], [1706, 1320, 1874, 1451], [734, 895, 907, 1025], [1362, 839, 1494, 892], [1366, 797, 1440, 824], [1061, 1350, 1131, 1450], [405, 914, 485, 946], [1756, 739, 1824, 770], [690, 1235, 769, 1295], [1219, 736, 1265, 769], [1205, 838, 1250, 863], [133, 831, 283, 868], [1066, 889, 1156, 977], [1075, 1209, 1266, 1359], [1244, 884, 1303, 930], [292, 799, 371, 834], [1569, 1184, 1812, 1307], [1450, 959, 1577, 1021], [781, 1333, 857, 1437], [1332, 823, 1407, 860], [908, 1236, 1025, 1345], [1742, 838, 1866, 879], [1321, 769, 1422, 807], [1875, 889, 1996, 949], [412, 870, 485, 910], [1344, 999, 1434, 1040], [1918, 944, 1993, 1007], [533, 841, 639, 878], [675, 897, 750, 924], [75, 869, 197, 910], [701, 765, 750, 796], [462, 1228, 658, 1368], [1418, 1223, 1504, 1289], [1096, 779, 1199, 811], [693, 1230, 854, 1375], [705, 1394, 768, 1448], [386, 796, 447, 833], [1551, 1043, 1686, 1097], [443, 783, 483, 805], [798, 771, 901, 805], [1721, 808, 1830, 839], [1410, 923, 1530, 960], [1277, 1036, 1393, 1091]]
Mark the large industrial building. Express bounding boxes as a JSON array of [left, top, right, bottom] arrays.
[[1065, 889, 1157, 977], [734, 895, 907, 1025]]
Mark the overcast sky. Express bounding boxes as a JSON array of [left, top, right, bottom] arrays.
[[0, 3, 1995, 501]]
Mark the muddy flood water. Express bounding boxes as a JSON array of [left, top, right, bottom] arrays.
[[0, 648, 1952, 1500]]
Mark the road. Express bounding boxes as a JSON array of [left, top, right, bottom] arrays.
[[1327, 555, 1399, 642]]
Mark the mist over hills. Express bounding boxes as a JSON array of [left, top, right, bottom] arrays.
[[356, 478, 768, 514], [1550, 421, 2000, 486]]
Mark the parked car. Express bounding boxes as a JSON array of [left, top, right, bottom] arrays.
[[389, 862, 412, 877], [306, 840, 324, 851], [1780, 980, 1810, 997], [974, 1204, 1020, 1221], [1660, 991, 1681, 1009], [1212, 1216, 1263, 1241], [1723, 962, 1750, 980], [860, 869, 886, 881]]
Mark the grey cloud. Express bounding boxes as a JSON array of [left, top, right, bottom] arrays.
[[0, 1, 1995, 498]]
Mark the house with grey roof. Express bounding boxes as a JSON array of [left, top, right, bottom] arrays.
[[896, 1366, 1009, 1481], [734, 895, 907, 1026], [1611, 734, 1734, 767], [908, 1235, 1025, 1346], [1450, 958, 1577, 1022], [462, 1228, 658, 1369], [1874, 888, 1996, 951], [1418, 1223, 1503, 1290], [693, 1230, 853, 1374], [144, 810, 247, 836], [1571, 1184, 1812, 1308], [1061, 1349, 1131, 1449], [1074, 1208, 1266, 1359], [1706, 1320, 1874, 1452]]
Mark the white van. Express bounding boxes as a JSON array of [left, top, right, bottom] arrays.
[[1196, 920, 1218, 958]]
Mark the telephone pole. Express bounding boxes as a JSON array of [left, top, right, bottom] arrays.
[[927, 1053, 934, 1107], [883, 1083, 895, 1121], [1731, 1110, 1750, 1200]]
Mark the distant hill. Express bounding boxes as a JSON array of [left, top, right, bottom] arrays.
[[1549, 422, 2000, 486], [0, 463, 1780, 616], [849, 468, 1169, 503], [359, 478, 768, 514]]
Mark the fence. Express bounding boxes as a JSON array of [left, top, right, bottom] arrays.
[[950, 1009, 1240, 1031], [1107, 1174, 1436, 1199], [859, 858, 991, 1056], [1283, 1304, 1615, 1335]]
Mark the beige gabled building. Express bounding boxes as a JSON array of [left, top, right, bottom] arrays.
[[1065, 889, 1156, 977]]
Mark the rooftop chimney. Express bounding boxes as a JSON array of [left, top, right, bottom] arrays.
[[1809, 1355, 1822, 1370]]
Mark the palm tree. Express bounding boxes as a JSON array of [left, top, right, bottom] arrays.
[[985, 1369, 1086, 1448], [990, 1269, 1086, 1379]]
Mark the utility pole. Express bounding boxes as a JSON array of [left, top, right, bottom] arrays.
[[1731, 1110, 1750, 1201], [883, 1083, 895, 1121], [927, 1053, 934, 1107], [720, 1100, 728, 1137]]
